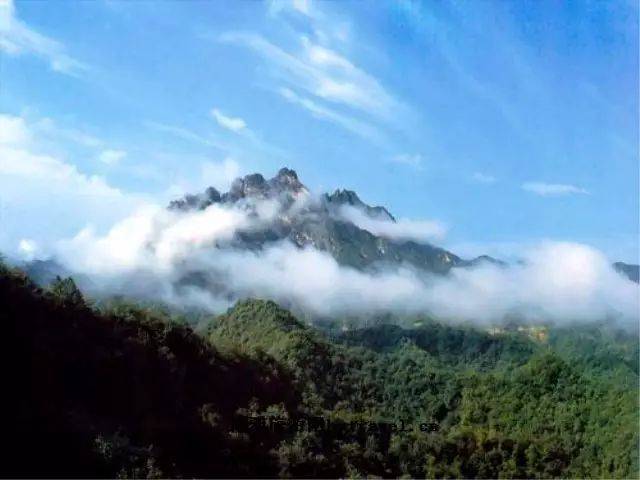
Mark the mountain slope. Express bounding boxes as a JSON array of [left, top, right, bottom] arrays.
[[1, 263, 637, 478], [0, 265, 298, 478]]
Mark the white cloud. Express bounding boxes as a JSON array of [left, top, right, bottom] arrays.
[[278, 87, 382, 141], [221, 241, 638, 324], [522, 182, 589, 197], [59, 204, 250, 274], [33, 117, 103, 148], [0, 0, 88, 77], [18, 238, 38, 260], [52, 195, 638, 326], [57, 195, 284, 279], [218, 31, 399, 120], [3, 107, 632, 326], [0, 146, 122, 197], [144, 121, 228, 150], [443, 240, 533, 263], [268, 0, 351, 45], [210, 109, 247, 133], [391, 153, 423, 169], [214, 2, 402, 150], [424, 242, 638, 323], [145, 118, 288, 162], [0, 113, 30, 144], [165, 158, 243, 199], [472, 172, 496, 184], [0, 113, 146, 258], [339, 205, 447, 242], [269, 0, 313, 17], [0, 115, 103, 150], [200, 158, 241, 190], [98, 149, 127, 165], [291, 0, 311, 16]]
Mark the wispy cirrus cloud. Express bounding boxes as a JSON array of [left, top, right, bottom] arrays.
[[145, 115, 290, 164], [290, 0, 312, 17], [210, 109, 247, 133], [522, 182, 589, 197], [268, 0, 350, 43], [390, 153, 423, 169], [144, 121, 227, 151], [472, 172, 497, 184], [278, 87, 383, 141], [0, 0, 89, 77], [269, 0, 313, 18], [32, 117, 103, 148], [211, 1, 410, 151], [98, 149, 127, 166], [217, 31, 399, 121], [0, 112, 104, 150]]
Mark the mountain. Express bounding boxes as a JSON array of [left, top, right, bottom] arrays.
[[169, 167, 468, 273], [466, 254, 508, 268], [169, 168, 640, 285], [613, 261, 640, 283], [0, 263, 295, 478], [21, 258, 71, 286], [20, 258, 94, 290]]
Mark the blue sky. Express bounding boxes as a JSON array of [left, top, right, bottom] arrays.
[[0, 0, 638, 262]]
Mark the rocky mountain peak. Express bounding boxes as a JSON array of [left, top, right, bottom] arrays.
[[225, 173, 269, 201], [325, 189, 395, 222], [275, 167, 299, 182], [326, 189, 362, 207], [614, 262, 640, 283], [164, 168, 466, 274], [169, 168, 308, 211], [168, 186, 221, 211], [270, 167, 305, 194]]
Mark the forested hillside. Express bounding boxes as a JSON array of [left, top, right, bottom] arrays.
[[1, 263, 637, 478]]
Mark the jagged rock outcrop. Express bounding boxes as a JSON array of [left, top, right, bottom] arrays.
[[168, 186, 221, 211], [467, 255, 508, 268], [167, 167, 468, 274], [324, 189, 395, 222], [613, 262, 640, 283]]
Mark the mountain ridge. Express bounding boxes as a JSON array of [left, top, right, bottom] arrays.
[[17, 168, 637, 292], [168, 167, 477, 273], [166, 168, 640, 284]]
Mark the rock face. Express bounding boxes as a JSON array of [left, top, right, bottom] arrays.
[[467, 255, 508, 268], [613, 262, 640, 283], [169, 168, 307, 211], [324, 189, 395, 222], [167, 167, 466, 273], [168, 186, 221, 211]]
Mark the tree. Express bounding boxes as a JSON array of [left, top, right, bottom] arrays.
[[49, 276, 85, 307]]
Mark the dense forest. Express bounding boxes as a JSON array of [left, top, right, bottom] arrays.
[[1, 261, 637, 478]]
